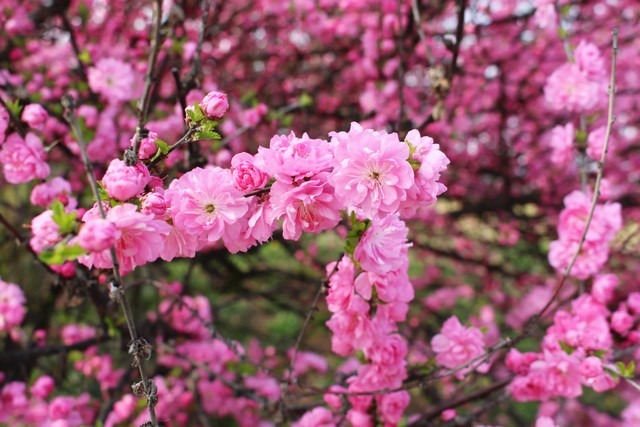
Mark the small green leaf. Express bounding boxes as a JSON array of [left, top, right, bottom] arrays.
[[298, 92, 313, 108], [50, 200, 77, 234], [227, 361, 258, 376], [154, 139, 170, 155], [559, 341, 574, 355], [78, 49, 91, 64], [39, 243, 86, 265], [5, 99, 23, 118], [195, 131, 221, 141]]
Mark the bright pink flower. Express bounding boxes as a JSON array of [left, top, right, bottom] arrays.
[[586, 126, 608, 160], [627, 293, 640, 315], [326, 297, 374, 356], [140, 190, 167, 218], [325, 256, 356, 313], [591, 274, 618, 304], [231, 152, 268, 192], [506, 349, 539, 375], [165, 167, 248, 242], [431, 316, 485, 374], [292, 407, 335, 427], [158, 294, 212, 339], [21, 104, 48, 130], [354, 267, 414, 303], [255, 131, 333, 179], [0, 278, 26, 333], [346, 409, 373, 427], [200, 90, 229, 119], [292, 351, 329, 377], [244, 373, 281, 401], [101, 159, 151, 201], [549, 123, 575, 166], [366, 333, 407, 367], [29, 210, 61, 253], [30, 177, 75, 208], [0, 105, 8, 143], [130, 130, 159, 160], [77, 218, 119, 252], [30, 375, 55, 399], [376, 391, 410, 425], [536, 416, 556, 427], [269, 172, 340, 240], [544, 63, 601, 112], [0, 132, 50, 183], [329, 122, 413, 218], [611, 307, 633, 336], [354, 213, 411, 274], [575, 40, 606, 81], [88, 58, 139, 103], [61, 324, 96, 345], [78, 204, 172, 274], [104, 394, 137, 427]]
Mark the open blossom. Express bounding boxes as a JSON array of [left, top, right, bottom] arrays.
[[29, 210, 61, 253], [326, 256, 356, 313], [549, 123, 575, 165], [329, 122, 414, 219], [200, 90, 229, 119], [255, 131, 333, 179], [30, 177, 75, 208], [292, 407, 335, 427], [78, 204, 172, 275], [544, 63, 600, 112], [431, 316, 485, 374], [0, 103, 8, 143], [586, 126, 608, 160], [0, 278, 26, 333], [77, 218, 119, 252], [88, 58, 139, 103], [0, 132, 50, 183], [354, 213, 411, 274], [269, 172, 341, 240], [21, 104, 48, 130], [231, 152, 268, 192], [377, 391, 410, 425], [101, 159, 151, 201], [574, 40, 606, 81], [165, 167, 249, 242]]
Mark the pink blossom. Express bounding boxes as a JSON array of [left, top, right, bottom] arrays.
[[29, 210, 61, 253], [0, 278, 26, 333], [586, 126, 608, 160], [366, 333, 407, 368], [354, 213, 411, 274], [61, 324, 96, 345], [101, 159, 151, 201], [575, 40, 606, 81], [244, 373, 281, 401], [30, 177, 75, 208], [77, 218, 119, 252], [544, 63, 601, 112], [536, 416, 556, 427], [611, 307, 633, 336], [78, 204, 172, 274], [158, 294, 212, 339], [130, 130, 159, 160], [30, 375, 55, 399], [326, 297, 374, 356], [200, 90, 229, 119], [231, 152, 268, 192], [346, 409, 373, 427], [255, 131, 333, 179], [291, 351, 329, 376], [329, 122, 414, 218], [21, 104, 48, 130], [377, 391, 410, 425], [627, 292, 640, 315], [431, 316, 485, 374], [292, 407, 335, 427], [104, 394, 137, 427], [0, 132, 50, 183], [140, 190, 167, 218], [533, 1, 556, 30], [591, 274, 618, 304], [88, 58, 139, 103], [325, 256, 356, 313], [354, 268, 414, 303], [506, 349, 539, 375], [549, 123, 575, 166], [0, 105, 8, 143], [165, 167, 249, 242], [269, 172, 341, 240]]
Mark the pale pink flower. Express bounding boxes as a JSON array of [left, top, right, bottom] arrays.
[[366, 333, 407, 368], [140, 190, 167, 218], [231, 152, 268, 192], [292, 407, 335, 427], [101, 159, 151, 201], [255, 131, 333, 179], [431, 316, 485, 374], [326, 297, 374, 356], [325, 256, 356, 313], [549, 123, 575, 165], [586, 126, 608, 160], [548, 239, 609, 280], [30, 177, 75, 208], [130, 130, 159, 160], [244, 373, 281, 401], [354, 213, 411, 274], [0, 132, 50, 183], [591, 274, 618, 304], [159, 224, 203, 261], [329, 122, 414, 218], [376, 391, 410, 425], [269, 172, 341, 240], [0, 105, 8, 143], [88, 58, 139, 103], [544, 63, 601, 112], [291, 351, 329, 376], [200, 90, 229, 119], [158, 295, 212, 339], [78, 204, 172, 274], [506, 349, 539, 375], [0, 278, 26, 333], [533, 1, 556, 30], [61, 324, 97, 345], [29, 210, 61, 253], [354, 267, 414, 303], [575, 40, 606, 81], [77, 218, 119, 252], [21, 104, 48, 130], [165, 167, 249, 242], [536, 416, 556, 427]]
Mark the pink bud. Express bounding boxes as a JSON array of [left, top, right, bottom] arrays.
[[200, 90, 229, 119], [21, 104, 48, 130], [101, 159, 150, 201], [31, 375, 55, 399]]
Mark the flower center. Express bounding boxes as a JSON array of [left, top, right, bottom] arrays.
[[205, 204, 216, 213]]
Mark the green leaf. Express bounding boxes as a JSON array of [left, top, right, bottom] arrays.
[[559, 341, 575, 355], [154, 139, 170, 155], [50, 200, 78, 234], [39, 243, 86, 265], [227, 361, 258, 376], [187, 102, 205, 122], [78, 49, 91, 64], [195, 131, 221, 141], [298, 92, 313, 108], [5, 99, 23, 118]]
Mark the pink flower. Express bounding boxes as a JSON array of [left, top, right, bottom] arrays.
[[158, 294, 212, 339], [21, 104, 48, 130], [611, 307, 633, 336], [549, 123, 575, 166], [165, 167, 249, 243], [30, 177, 75, 208], [591, 274, 618, 304], [544, 63, 601, 112], [431, 316, 485, 374], [376, 391, 410, 425], [78, 204, 172, 274], [77, 218, 119, 252], [231, 152, 268, 192], [255, 131, 333, 180], [88, 58, 139, 103], [101, 159, 151, 201], [0, 132, 50, 183], [575, 40, 606, 81], [130, 130, 159, 160], [269, 172, 341, 240], [586, 126, 608, 160], [326, 256, 356, 313], [30, 375, 55, 399], [366, 333, 408, 368], [354, 213, 411, 274], [0, 105, 8, 143], [200, 90, 229, 119], [141, 190, 167, 218], [0, 278, 26, 333], [29, 210, 61, 253], [536, 416, 556, 427], [244, 373, 281, 401], [292, 407, 335, 427], [329, 122, 414, 218], [354, 268, 414, 303], [61, 324, 97, 345]]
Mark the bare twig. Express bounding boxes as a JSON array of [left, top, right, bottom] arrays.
[[410, 0, 435, 65], [448, 0, 468, 81]]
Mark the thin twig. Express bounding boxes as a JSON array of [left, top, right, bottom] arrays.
[[410, 0, 435, 65], [448, 0, 468, 81]]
